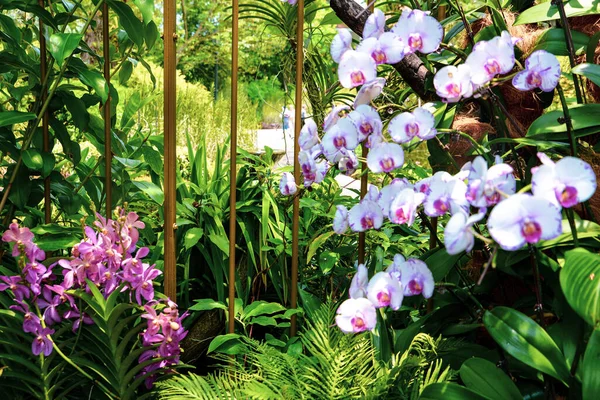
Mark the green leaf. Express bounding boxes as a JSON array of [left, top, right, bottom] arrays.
[[306, 231, 335, 263], [533, 28, 589, 56], [208, 233, 229, 255], [459, 358, 522, 400], [572, 63, 600, 87], [425, 248, 462, 281], [189, 298, 228, 312], [48, 33, 82, 67], [22, 149, 44, 170], [118, 60, 134, 85], [133, 0, 154, 24], [514, 0, 600, 25], [527, 104, 600, 140], [420, 383, 490, 399], [483, 307, 570, 384], [144, 20, 159, 50], [319, 10, 342, 25], [207, 333, 245, 355], [35, 234, 80, 251], [242, 301, 286, 319], [184, 227, 204, 249], [318, 250, 339, 275], [108, 0, 145, 49], [583, 328, 600, 398], [249, 316, 278, 326], [142, 146, 162, 175], [0, 111, 36, 128], [132, 180, 164, 205], [69, 60, 109, 103], [560, 248, 600, 327]]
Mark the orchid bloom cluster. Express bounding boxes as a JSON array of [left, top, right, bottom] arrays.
[[336, 255, 434, 333], [435, 31, 561, 102], [445, 153, 596, 253], [0, 209, 187, 388]]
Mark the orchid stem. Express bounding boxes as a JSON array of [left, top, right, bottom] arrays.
[[551, 0, 584, 103], [477, 245, 498, 285], [556, 83, 578, 157], [528, 244, 546, 329], [566, 208, 579, 247]]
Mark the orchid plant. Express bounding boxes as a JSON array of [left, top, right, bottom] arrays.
[[0, 208, 187, 397]]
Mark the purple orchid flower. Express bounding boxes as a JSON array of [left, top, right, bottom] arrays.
[[464, 156, 516, 208], [336, 297, 377, 333], [10, 301, 41, 333], [32, 326, 54, 356], [367, 271, 403, 310], [366, 142, 405, 173], [400, 259, 434, 298], [363, 8, 385, 39], [513, 50, 561, 92], [348, 104, 382, 142], [357, 32, 405, 65], [279, 172, 298, 196], [349, 264, 368, 299], [386, 254, 407, 283], [331, 28, 353, 63], [378, 178, 413, 216], [488, 193, 563, 250], [2, 222, 35, 257], [391, 8, 443, 55], [444, 211, 486, 255], [338, 50, 378, 89], [0, 275, 30, 300], [434, 64, 474, 103], [348, 200, 384, 232], [466, 31, 516, 86], [338, 149, 359, 175], [424, 177, 469, 217], [299, 118, 319, 150], [322, 118, 359, 163], [333, 205, 350, 234], [388, 188, 425, 225], [132, 265, 162, 305], [323, 104, 350, 131], [531, 153, 597, 209], [388, 107, 437, 143], [354, 77, 386, 108]]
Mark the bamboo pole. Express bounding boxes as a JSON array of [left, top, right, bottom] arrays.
[[163, 0, 177, 300], [290, 0, 304, 337], [103, 2, 112, 218], [39, 0, 50, 223], [358, 1, 374, 266], [228, 0, 240, 334]]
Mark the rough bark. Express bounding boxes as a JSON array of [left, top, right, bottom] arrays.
[[329, 0, 434, 101]]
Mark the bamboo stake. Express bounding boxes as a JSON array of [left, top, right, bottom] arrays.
[[163, 0, 177, 301], [39, 0, 51, 223], [228, 0, 240, 334], [290, 0, 304, 337], [103, 2, 112, 218]]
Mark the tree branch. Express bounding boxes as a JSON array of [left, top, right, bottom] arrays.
[[329, 0, 434, 101]]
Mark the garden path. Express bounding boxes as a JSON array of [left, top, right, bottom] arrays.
[[255, 129, 370, 198]]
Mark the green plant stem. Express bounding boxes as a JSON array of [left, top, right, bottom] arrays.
[[434, 136, 461, 172], [39, 354, 50, 400], [437, 129, 488, 156], [556, 83, 577, 157], [528, 245, 546, 329], [551, 0, 584, 103], [566, 208, 579, 247], [439, 43, 467, 60], [0, 0, 106, 216], [450, 0, 474, 46], [477, 245, 498, 285]]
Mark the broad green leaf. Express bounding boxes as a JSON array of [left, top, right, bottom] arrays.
[[142, 146, 162, 175], [208, 233, 229, 255], [515, 0, 600, 25], [0, 111, 36, 127], [306, 231, 335, 262], [583, 328, 600, 398], [0, 14, 21, 44], [22, 149, 44, 170], [108, 0, 144, 49], [184, 227, 204, 249], [189, 298, 228, 312], [132, 180, 164, 205], [207, 333, 245, 355], [144, 20, 159, 50], [40, 153, 55, 178], [572, 63, 600, 87], [460, 357, 522, 400], [533, 28, 589, 56], [560, 248, 600, 327], [133, 0, 154, 24], [483, 307, 570, 384], [69, 60, 109, 103], [319, 10, 342, 25], [48, 33, 82, 67], [114, 156, 142, 168], [527, 104, 600, 140], [118, 60, 134, 85], [318, 250, 340, 275], [425, 248, 462, 281], [242, 301, 286, 319], [420, 383, 490, 399], [298, 288, 322, 319], [35, 234, 80, 251], [249, 316, 278, 326]]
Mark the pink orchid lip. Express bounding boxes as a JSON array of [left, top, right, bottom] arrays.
[[350, 71, 366, 86], [408, 279, 423, 295], [433, 198, 449, 214], [556, 186, 578, 208], [377, 291, 391, 306], [521, 220, 543, 243]]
